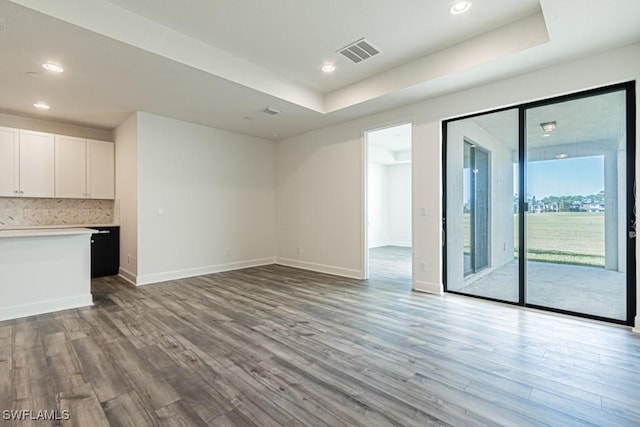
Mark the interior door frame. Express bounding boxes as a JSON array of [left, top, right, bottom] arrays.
[[362, 120, 414, 281], [442, 81, 637, 326]]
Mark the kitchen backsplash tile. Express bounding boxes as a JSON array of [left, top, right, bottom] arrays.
[[0, 198, 117, 228]]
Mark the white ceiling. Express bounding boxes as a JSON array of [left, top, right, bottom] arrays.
[[470, 90, 627, 152], [1, 0, 639, 140], [367, 123, 412, 152]]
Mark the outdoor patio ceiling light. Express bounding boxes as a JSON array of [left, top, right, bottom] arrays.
[[450, 1, 472, 15], [540, 121, 557, 132]]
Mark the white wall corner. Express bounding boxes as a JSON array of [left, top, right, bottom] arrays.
[[136, 258, 276, 286], [413, 280, 443, 295], [275, 258, 364, 280], [118, 267, 138, 286], [0, 295, 93, 323], [633, 316, 640, 334]]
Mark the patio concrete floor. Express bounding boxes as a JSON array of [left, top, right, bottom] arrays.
[[370, 246, 628, 321], [459, 260, 627, 321]]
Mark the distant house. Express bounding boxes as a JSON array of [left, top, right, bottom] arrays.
[[581, 202, 605, 212], [528, 201, 558, 213]]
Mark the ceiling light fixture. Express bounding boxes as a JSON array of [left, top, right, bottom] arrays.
[[540, 121, 557, 132], [263, 106, 283, 115], [450, 1, 472, 15], [555, 153, 569, 159], [321, 63, 336, 73], [42, 62, 64, 73], [33, 102, 50, 110]]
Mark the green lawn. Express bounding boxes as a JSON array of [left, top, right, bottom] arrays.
[[519, 212, 604, 267], [463, 212, 605, 268]]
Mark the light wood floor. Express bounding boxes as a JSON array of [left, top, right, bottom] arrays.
[[1, 264, 639, 426], [369, 245, 412, 289]]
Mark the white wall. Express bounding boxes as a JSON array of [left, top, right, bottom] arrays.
[[135, 112, 275, 285], [275, 43, 640, 330], [275, 125, 363, 278], [368, 161, 412, 248], [367, 162, 390, 248], [114, 112, 138, 282], [388, 163, 412, 246]]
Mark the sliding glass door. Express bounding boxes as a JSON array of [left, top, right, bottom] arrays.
[[445, 108, 519, 303], [443, 83, 636, 325], [524, 90, 629, 321]]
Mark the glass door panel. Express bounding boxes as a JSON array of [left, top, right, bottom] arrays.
[[446, 108, 519, 302], [524, 90, 628, 320]]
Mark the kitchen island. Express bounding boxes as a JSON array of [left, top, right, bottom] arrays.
[[0, 228, 95, 321]]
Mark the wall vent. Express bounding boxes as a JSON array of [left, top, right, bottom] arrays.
[[337, 38, 380, 63]]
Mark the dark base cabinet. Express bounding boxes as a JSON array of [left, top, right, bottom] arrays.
[[91, 226, 120, 278]]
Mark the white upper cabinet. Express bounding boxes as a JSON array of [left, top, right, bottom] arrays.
[[55, 135, 87, 199], [54, 137, 115, 200], [0, 127, 19, 197], [87, 139, 115, 199], [0, 127, 114, 200], [18, 130, 55, 198]]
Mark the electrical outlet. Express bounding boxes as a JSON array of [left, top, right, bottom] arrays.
[[420, 262, 426, 271], [127, 255, 131, 264], [296, 247, 302, 255], [226, 248, 231, 256]]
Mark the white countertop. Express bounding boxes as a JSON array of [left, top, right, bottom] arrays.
[[0, 224, 118, 230], [0, 227, 97, 239]]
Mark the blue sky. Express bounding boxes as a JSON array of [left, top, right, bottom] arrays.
[[519, 155, 604, 199]]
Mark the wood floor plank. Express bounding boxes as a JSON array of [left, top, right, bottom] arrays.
[[58, 382, 111, 427], [0, 262, 638, 426], [71, 335, 132, 403], [102, 391, 159, 427]]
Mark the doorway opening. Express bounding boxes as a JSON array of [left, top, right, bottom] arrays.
[[365, 123, 412, 288], [443, 82, 636, 325]]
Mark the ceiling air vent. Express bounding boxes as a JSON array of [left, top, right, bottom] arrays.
[[337, 38, 380, 64]]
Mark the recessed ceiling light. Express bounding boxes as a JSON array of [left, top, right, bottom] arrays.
[[542, 133, 551, 138], [556, 153, 569, 159], [321, 63, 336, 73], [42, 62, 64, 73], [540, 121, 557, 132], [450, 1, 472, 15], [34, 102, 50, 110]]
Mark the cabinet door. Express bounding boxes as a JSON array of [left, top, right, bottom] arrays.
[[55, 135, 87, 198], [87, 140, 114, 199], [0, 127, 19, 197], [19, 130, 55, 198]]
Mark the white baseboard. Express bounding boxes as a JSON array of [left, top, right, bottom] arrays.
[[0, 294, 93, 322], [368, 242, 390, 248], [633, 316, 640, 334], [118, 267, 137, 285], [413, 280, 443, 295], [275, 257, 364, 279], [389, 241, 412, 247], [369, 242, 412, 248], [136, 257, 276, 286]]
